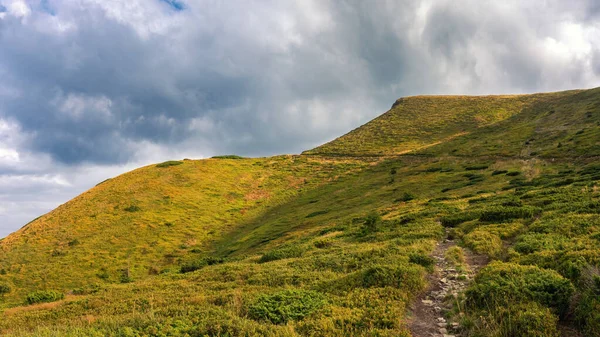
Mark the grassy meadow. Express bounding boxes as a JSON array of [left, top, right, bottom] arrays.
[[0, 88, 599, 336]]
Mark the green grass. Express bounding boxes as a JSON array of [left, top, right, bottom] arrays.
[[1, 87, 599, 336]]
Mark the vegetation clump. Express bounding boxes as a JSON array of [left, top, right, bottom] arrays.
[[258, 246, 304, 263], [156, 160, 183, 168], [248, 289, 325, 324], [25, 290, 64, 305], [466, 262, 574, 317]]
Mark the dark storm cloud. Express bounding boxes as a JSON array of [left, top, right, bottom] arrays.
[[1, 0, 600, 236]]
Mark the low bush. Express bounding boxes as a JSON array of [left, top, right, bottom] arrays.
[[26, 290, 65, 305], [155, 160, 183, 168], [258, 246, 304, 263], [466, 262, 574, 317], [463, 230, 503, 257], [306, 210, 329, 218], [359, 265, 425, 293], [0, 282, 11, 296], [180, 257, 225, 273], [124, 205, 141, 212], [466, 301, 560, 337], [211, 155, 245, 159], [361, 211, 382, 234], [440, 212, 479, 227], [479, 206, 540, 222], [408, 253, 435, 271], [396, 192, 416, 202], [465, 164, 489, 170], [492, 170, 508, 176], [445, 246, 465, 265], [248, 289, 325, 324]]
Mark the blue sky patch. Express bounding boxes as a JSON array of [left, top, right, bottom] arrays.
[[159, 0, 185, 11]]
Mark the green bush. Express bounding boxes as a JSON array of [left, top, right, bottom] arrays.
[[155, 160, 183, 168], [248, 289, 325, 324], [211, 155, 245, 159], [445, 246, 465, 265], [479, 206, 540, 222], [465, 164, 489, 170], [26, 290, 65, 305], [124, 205, 141, 212], [492, 170, 508, 176], [306, 210, 329, 218], [0, 282, 11, 296], [361, 211, 382, 234], [396, 192, 415, 202], [180, 257, 225, 273], [408, 253, 435, 271], [359, 265, 424, 292], [258, 246, 304, 263], [463, 230, 503, 257], [440, 212, 479, 227], [467, 302, 560, 337], [506, 171, 521, 176], [466, 262, 574, 317]]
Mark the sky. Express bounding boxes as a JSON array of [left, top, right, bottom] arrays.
[[1, 0, 600, 237]]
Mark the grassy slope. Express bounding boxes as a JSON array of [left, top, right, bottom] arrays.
[[0, 156, 366, 303], [0, 88, 599, 336], [303, 92, 575, 156]]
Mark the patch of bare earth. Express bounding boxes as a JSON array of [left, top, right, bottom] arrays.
[[408, 236, 488, 337]]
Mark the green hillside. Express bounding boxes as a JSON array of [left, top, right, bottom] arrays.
[[303, 92, 577, 156], [0, 88, 599, 337]]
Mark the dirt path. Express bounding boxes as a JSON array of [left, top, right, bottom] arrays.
[[409, 236, 489, 337]]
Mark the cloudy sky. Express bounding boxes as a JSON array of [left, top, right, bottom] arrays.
[[1, 0, 600, 237]]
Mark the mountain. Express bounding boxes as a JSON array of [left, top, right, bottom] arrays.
[[0, 88, 599, 337]]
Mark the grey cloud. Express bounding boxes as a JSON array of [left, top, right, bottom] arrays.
[[1, 0, 600, 236]]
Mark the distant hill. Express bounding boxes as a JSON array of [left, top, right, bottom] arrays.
[[1, 88, 599, 337]]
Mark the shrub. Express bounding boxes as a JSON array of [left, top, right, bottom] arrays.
[[248, 289, 325, 324], [306, 210, 329, 218], [0, 282, 11, 296], [361, 211, 382, 234], [466, 262, 574, 317], [440, 212, 479, 227], [445, 246, 465, 265], [498, 302, 560, 337], [211, 155, 245, 159], [156, 160, 183, 168], [463, 230, 503, 257], [26, 290, 64, 305], [359, 265, 424, 292], [396, 192, 416, 202], [180, 257, 225, 273], [408, 253, 435, 271], [124, 205, 141, 212], [506, 171, 521, 176], [492, 170, 508, 176], [258, 246, 304, 263], [465, 164, 489, 170], [479, 206, 540, 222], [467, 302, 560, 337]]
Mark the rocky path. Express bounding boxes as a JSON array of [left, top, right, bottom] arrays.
[[409, 237, 488, 337]]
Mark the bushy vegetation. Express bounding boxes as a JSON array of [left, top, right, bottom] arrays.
[[155, 160, 184, 168], [466, 262, 574, 316], [25, 290, 64, 305], [247, 289, 326, 324], [1, 88, 600, 336]]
